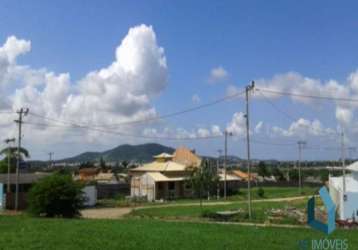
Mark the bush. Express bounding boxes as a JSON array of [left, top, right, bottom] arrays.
[[257, 187, 265, 198], [201, 209, 216, 218], [28, 174, 84, 218]]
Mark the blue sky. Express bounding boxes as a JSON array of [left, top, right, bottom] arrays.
[[1, 1, 358, 160]]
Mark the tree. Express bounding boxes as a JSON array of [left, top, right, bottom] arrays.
[[28, 173, 84, 218], [99, 157, 106, 171], [257, 161, 270, 178], [271, 167, 285, 181], [0, 146, 30, 173], [289, 168, 299, 182], [186, 159, 219, 211]]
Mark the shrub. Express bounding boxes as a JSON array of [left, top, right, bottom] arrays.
[[257, 187, 265, 198], [28, 173, 84, 218], [201, 209, 216, 218]]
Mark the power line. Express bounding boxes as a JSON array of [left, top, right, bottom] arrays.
[[256, 88, 358, 103], [22, 121, 223, 141], [256, 90, 300, 122], [28, 89, 246, 128], [0, 111, 15, 114]]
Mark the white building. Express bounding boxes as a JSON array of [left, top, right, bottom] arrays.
[[329, 162, 358, 220]]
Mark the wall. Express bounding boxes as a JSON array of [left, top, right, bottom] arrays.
[[82, 186, 97, 207], [130, 173, 155, 201], [342, 192, 358, 220]]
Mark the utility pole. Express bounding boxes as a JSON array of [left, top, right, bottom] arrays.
[[297, 140, 306, 194], [245, 81, 255, 220], [48, 152, 54, 168], [223, 130, 232, 200], [14, 107, 29, 211], [4, 138, 15, 193], [217, 149, 222, 200], [341, 131, 346, 198]]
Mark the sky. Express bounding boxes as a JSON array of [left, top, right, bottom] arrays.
[[1, 1, 358, 161]]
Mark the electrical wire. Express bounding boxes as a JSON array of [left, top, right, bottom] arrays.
[[256, 88, 358, 103], [28, 89, 246, 128], [22, 121, 223, 141]]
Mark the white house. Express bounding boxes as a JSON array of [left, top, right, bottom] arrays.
[[329, 161, 358, 220]]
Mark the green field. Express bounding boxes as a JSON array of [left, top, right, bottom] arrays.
[[97, 186, 318, 208], [130, 198, 309, 225], [0, 216, 357, 250]]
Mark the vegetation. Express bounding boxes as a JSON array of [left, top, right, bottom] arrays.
[[257, 161, 270, 177], [0, 146, 30, 173], [226, 186, 317, 201], [28, 174, 84, 218], [59, 143, 175, 163], [257, 187, 265, 198], [0, 216, 357, 250], [130, 198, 308, 224], [186, 160, 219, 210]]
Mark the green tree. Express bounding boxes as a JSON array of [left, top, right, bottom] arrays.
[[28, 173, 84, 218], [271, 167, 285, 181], [0, 146, 30, 173], [186, 160, 219, 211], [289, 168, 299, 182], [257, 161, 270, 178]]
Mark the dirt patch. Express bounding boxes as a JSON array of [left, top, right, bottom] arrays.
[[81, 207, 132, 219]]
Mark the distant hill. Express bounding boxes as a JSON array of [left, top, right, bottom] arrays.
[[57, 143, 175, 163]]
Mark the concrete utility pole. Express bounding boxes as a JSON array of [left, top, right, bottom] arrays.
[[245, 81, 255, 220], [297, 140, 306, 194], [217, 149, 222, 200], [14, 108, 29, 211], [4, 138, 15, 193], [223, 130, 232, 200], [341, 131, 346, 197], [48, 152, 54, 168]]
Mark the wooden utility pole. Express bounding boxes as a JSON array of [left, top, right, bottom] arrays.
[[245, 81, 255, 220], [14, 108, 29, 211]]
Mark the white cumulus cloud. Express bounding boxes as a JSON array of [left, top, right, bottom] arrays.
[[0, 24, 169, 149], [209, 66, 228, 83]]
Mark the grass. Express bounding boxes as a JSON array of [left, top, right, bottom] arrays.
[[130, 198, 309, 224], [96, 186, 318, 208], [227, 186, 318, 201], [0, 216, 357, 250]]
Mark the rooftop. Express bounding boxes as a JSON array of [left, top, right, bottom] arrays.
[[131, 161, 187, 172], [0, 173, 50, 184]]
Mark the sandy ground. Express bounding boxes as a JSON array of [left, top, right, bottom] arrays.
[[81, 207, 132, 219]]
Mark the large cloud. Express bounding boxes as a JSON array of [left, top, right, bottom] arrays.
[[254, 71, 358, 134], [0, 25, 168, 147], [271, 118, 335, 138]]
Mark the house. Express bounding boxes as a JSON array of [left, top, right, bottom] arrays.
[[95, 172, 118, 183], [130, 152, 190, 201], [0, 173, 50, 210], [77, 168, 99, 181], [329, 161, 358, 220], [231, 169, 257, 182], [130, 147, 240, 201]]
